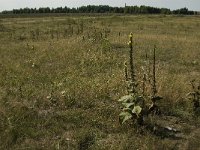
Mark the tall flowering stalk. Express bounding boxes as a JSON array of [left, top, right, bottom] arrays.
[[128, 33, 136, 94], [119, 34, 163, 125], [119, 33, 144, 125]]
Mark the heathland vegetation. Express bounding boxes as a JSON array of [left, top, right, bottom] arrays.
[[0, 13, 200, 149]]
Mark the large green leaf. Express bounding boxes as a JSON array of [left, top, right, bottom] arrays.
[[118, 95, 134, 103], [132, 106, 142, 116], [122, 102, 135, 108], [119, 112, 132, 124]]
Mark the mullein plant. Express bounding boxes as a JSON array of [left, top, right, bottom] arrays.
[[118, 35, 163, 125], [118, 33, 145, 125]]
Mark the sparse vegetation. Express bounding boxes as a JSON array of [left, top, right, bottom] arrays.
[[187, 80, 200, 114], [0, 14, 200, 149]]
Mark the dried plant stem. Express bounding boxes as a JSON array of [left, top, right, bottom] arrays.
[[148, 45, 163, 115], [152, 45, 157, 97]]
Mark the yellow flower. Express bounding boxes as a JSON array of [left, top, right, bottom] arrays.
[[129, 33, 133, 38], [128, 41, 132, 46]]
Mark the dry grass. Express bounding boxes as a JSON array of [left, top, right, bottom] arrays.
[[0, 14, 200, 149]]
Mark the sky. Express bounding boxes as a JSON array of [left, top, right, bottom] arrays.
[[0, 0, 200, 12]]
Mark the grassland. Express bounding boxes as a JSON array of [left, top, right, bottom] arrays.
[[0, 14, 200, 149]]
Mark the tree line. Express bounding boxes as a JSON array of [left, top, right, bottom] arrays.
[[1, 5, 198, 15]]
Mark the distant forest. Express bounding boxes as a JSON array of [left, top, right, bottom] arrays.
[[1, 5, 198, 15]]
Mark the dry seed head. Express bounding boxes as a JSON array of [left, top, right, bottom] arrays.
[[124, 61, 127, 66], [61, 90, 66, 96], [32, 63, 35, 68]]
